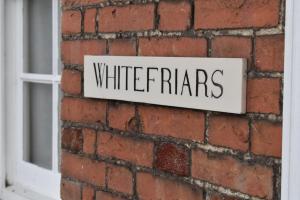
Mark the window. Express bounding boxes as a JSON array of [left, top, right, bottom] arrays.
[[0, 0, 61, 199]]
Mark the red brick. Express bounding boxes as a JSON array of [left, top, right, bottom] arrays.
[[209, 115, 249, 152], [62, 0, 106, 8], [97, 131, 153, 167], [61, 179, 81, 200], [61, 97, 106, 123], [255, 35, 284, 72], [137, 173, 203, 200], [61, 151, 105, 186], [107, 165, 133, 194], [212, 36, 252, 66], [62, 10, 81, 34], [139, 37, 207, 57], [83, 186, 95, 200], [108, 102, 136, 131], [96, 191, 125, 200], [62, 128, 83, 152], [108, 39, 136, 56], [247, 78, 281, 114], [83, 128, 97, 154], [192, 150, 273, 199], [194, 0, 280, 29], [61, 40, 106, 65], [99, 4, 155, 32], [84, 8, 97, 33], [139, 105, 205, 142], [158, 1, 191, 31], [251, 121, 282, 157], [61, 69, 82, 95], [155, 143, 189, 176]]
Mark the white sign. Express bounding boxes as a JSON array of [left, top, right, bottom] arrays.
[[84, 56, 247, 114]]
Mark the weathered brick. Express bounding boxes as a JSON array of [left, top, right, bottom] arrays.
[[194, 0, 280, 29], [61, 97, 106, 123], [84, 8, 97, 33], [62, 10, 81, 34], [62, 128, 83, 152], [62, 0, 106, 8], [107, 165, 133, 194], [158, 1, 191, 31], [108, 102, 136, 131], [97, 131, 153, 167], [137, 173, 203, 200], [139, 37, 207, 57], [61, 69, 82, 95], [108, 39, 136, 56], [247, 78, 281, 114], [212, 36, 252, 66], [96, 191, 125, 200], [209, 115, 249, 152], [82, 186, 95, 200], [99, 4, 155, 32], [192, 150, 273, 199], [139, 105, 205, 142], [255, 35, 284, 72], [61, 40, 106, 65], [155, 143, 190, 176], [83, 128, 97, 154], [61, 151, 105, 186], [61, 179, 81, 200], [251, 121, 282, 157], [207, 193, 239, 200]]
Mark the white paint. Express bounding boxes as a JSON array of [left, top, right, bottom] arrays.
[[84, 56, 247, 114], [281, 0, 300, 199]]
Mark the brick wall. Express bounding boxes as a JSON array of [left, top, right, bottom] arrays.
[[60, 0, 285, 199]]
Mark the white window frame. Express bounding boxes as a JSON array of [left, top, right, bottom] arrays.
[[0, 0, 61, 199], [281, 0, 300, 199]]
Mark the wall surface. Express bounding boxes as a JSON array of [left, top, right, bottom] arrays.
[[60, 0, 285, 199]]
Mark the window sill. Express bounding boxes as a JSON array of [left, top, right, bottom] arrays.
[[0, 185, 59, 200]]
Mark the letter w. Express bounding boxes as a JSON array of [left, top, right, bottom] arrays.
[[93, 62, 105, 87]]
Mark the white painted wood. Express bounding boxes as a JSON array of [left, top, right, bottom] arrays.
[[281, 0, 300, 199], [84, 56, 247, 114]]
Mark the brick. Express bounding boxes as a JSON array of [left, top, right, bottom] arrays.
[[61, 97, 106, 123], [208, 193, 239, 200], [61, 40, 106, 65], [247, 78, 281, 114], [158, 1, 191, 31], [62, 0, 106, 8], [212, 36, 252, 66], [255, 35, 284, 72], [137, 173, 203, 200], [194, 0, 280, 29], [83, 186, 95, 200], [192, 150, 273, 199], [155, 143, 189, 176], [84, 8, 97, 33], [99, 4, 155, 32], [139, 105, 205, 142], [61, 151, 105, 186], [108, 39, 136, 56], [83, 128, 97, 154], [97, 131, 153, 167], [62, 128, 83, 152], [96, 191, 125, 200], [209, 115, 249, 152], [107, 165, 133, 194], [61, 179, 81, 200], [251, 121, 282, 157], [139, 37, 207, 57], [62, 10, 81, 34], [61, 69, 82, 95], [108, 102, 136, 131]]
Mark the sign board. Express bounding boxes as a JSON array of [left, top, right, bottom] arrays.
[[84, 56, 247, 114]]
